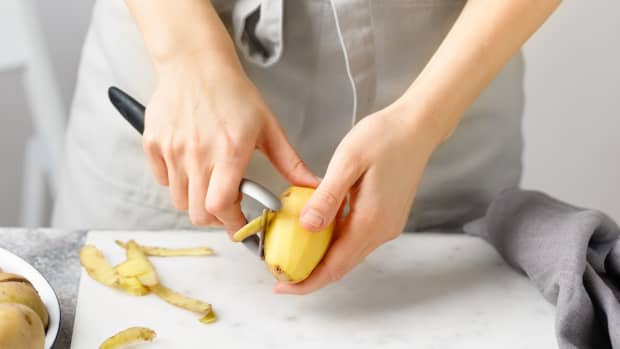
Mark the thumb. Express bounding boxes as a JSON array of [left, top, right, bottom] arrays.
[[300, 150, 364, 232], [260, 121, 320, 187]]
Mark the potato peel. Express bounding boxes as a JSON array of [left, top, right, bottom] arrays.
[[80, 241, 216, 324], [232, 215, 264, 242], [199, 310, 217, 324], [80, 245, 119, 287], [117, 276, 150, 296], [99, 326, 156, 349], [116, 241, 159, 287], [150, 284, 212, 315], [115, 240, 214, 257]]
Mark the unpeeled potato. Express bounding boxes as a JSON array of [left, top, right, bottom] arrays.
[[0, 273, 32, 285], [0, 303, 45, 349], [0, 282, 49, 329]]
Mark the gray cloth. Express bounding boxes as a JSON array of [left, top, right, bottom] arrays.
[[463, 188, 620, 349]]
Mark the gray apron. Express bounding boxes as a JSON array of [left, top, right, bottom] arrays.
[[52, 0, 525, 231]]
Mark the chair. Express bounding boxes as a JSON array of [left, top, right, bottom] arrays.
[[0, 0, 66, 226]]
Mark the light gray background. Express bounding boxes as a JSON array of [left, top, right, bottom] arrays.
[[0, 0, 618, 226]]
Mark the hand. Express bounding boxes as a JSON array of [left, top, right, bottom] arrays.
[[274, 102, 442, 294], [143, 54, 318, 233]]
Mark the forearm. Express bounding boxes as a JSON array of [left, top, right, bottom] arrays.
[[124, 0, 238, 70], [399, 0, 561, 144]]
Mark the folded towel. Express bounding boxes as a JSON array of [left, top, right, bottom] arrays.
[[463, 188, 620, 349]]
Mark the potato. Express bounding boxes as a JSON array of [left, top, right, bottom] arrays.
[[263, 187, 333, 283], [0, 282, 49, 329], [0, 273, 32, 286], [0, 303, 45, 349]]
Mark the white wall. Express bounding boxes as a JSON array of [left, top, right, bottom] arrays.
[[521, 0, 620, 221], [0, 0, 94, 226], [0, 0, 618, 226]]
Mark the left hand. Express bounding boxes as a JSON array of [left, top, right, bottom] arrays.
[[274, 101, 443, 294]]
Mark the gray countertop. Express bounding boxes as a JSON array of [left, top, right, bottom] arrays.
[[0, 229, 85, 349]]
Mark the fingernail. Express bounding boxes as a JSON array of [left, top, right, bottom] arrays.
[[301, 209, 324, 230]]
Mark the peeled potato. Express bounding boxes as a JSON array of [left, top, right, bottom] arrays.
[[0, 303, 45, 349], [0, 282, 49, 329], [233, 186, 334, 283]]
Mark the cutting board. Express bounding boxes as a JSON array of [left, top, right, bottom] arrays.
[[72, 231, 556, 348]]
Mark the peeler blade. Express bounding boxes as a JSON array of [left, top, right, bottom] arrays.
[[241, 234, 261, 257], [257, 208, 270, 260]]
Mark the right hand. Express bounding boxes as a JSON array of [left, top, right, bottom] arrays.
[[143, 54, 318, 233]]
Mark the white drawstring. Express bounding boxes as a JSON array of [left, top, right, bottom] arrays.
[[329, 0, 359, 127], [328, 0, 377, 126]]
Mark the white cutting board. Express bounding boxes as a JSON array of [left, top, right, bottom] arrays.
[[72, 231, 557, 348]]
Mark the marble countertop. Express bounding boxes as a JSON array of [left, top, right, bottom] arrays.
[[0, 229, 85, 349], [0, 229, 557, 348]]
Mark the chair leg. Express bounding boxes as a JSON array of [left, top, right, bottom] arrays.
[[20, 137, 48, 227]]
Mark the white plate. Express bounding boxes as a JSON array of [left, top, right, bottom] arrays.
[[0, 247, 61, 349]]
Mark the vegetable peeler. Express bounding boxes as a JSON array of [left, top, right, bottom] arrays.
[[107, 86, 280, 259]]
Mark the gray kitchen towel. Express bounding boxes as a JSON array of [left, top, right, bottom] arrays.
[[463, 188, 620, 349]]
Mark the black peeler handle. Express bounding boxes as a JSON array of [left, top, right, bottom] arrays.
[[108, 86, 146, 135]]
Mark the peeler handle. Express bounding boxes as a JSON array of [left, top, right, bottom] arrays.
[[107, 86, 281, 212]]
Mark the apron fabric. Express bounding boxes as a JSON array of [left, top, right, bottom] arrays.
[[52, 0, 526, 232]]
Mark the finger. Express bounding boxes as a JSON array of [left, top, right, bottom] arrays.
[[166, 158, 189, 211], [205, 161, 248, 233], [187, 170, 221, 227], [300, 148, 365, 232], [142, 137, 169, 186], [260, 121, 320, 188]]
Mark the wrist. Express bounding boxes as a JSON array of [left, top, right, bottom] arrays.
[[393, 88, 463, 147], [125, 0, 238, 72], [153, 46, 241, 80], [387, 98, 448, 153], [148, 31, 241, 73]]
